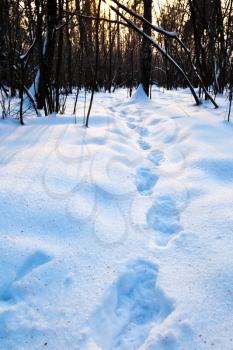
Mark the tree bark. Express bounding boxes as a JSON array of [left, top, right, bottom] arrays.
[[141, 0, 152, 96]]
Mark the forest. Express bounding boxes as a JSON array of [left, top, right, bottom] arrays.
[[0, 0, 232, 124]]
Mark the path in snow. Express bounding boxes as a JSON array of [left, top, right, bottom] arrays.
[[111, 87, 188, 248], [0, 87, 233, 350]]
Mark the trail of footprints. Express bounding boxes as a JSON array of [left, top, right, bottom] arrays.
[[80, 104, 186, 349], [130, 111, 184, 248], [0, 103, 186, 349], [109, 103, 185, 247]]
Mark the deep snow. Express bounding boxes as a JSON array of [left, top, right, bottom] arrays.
[[0, 87, 233, 350]]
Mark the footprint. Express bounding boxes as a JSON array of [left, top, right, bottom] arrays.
[[138, 139, 151, 150], [128, 117, 136, 123], [148, 150, 164, 166], [1, 251, 51, 303], [86, 260, 174, 350], [148, 118, 161, 126], [136, 167, 159, 195], [127, 122, 137, 130], [147, 195, 182, 246], [136, 126, 149, 137]]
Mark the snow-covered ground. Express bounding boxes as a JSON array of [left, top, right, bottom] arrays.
[[0, 87, 233, 350]]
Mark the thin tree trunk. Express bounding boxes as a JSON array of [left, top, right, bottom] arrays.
[[85, 0, 102, 127], [141, 0, 152, 96]]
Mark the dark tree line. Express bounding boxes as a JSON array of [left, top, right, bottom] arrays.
[[0, 0, 232, 124]]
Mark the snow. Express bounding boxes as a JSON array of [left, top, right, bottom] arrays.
[[0, 87, 233, 349]]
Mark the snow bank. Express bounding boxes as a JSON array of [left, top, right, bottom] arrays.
[[130, 84, 150, 104]]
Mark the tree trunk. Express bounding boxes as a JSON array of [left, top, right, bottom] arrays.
[[141, 0, 152, 96]]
